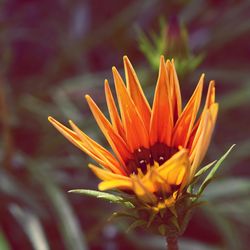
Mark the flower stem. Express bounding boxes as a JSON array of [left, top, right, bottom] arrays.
[[166, 234, 179, 250]]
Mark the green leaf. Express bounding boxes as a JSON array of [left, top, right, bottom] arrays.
[[188, 161, 217, 191], [68, 189, 134, 208], [197, 144, 235, 196], [204, 178, 250, 200], [194, 160, 217, 178]]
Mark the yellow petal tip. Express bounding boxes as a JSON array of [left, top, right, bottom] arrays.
[[123, 55, 128, 61], [112, 66, 117, 72], [85, 94, 91, 100]]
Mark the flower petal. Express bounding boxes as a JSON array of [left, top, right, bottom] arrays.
[[150, 56, 173, 146], [189, 103, 218, 180], [104, 79, 126, 139], [188, 80, 216, 151], [172, 74, 204, 148], [131, 175, 158, 204], [85, 95, 133, 166], [89, 164, 132, 191], [123, 56, 151, 131], [48, 116, 125, 174], [112, 67, 149, 152], [69, 120, 126, 175], [167, 59, 182, 122], [156, 149, 190, 187]]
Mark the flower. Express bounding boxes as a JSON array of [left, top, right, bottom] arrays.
[[48, 56, 218, 212]]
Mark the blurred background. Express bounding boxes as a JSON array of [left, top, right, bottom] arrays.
[[0, 0, 250, 249]]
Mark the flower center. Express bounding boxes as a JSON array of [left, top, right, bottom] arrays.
[[126, 143, 178, 175]]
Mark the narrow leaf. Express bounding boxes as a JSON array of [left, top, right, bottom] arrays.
[[69, 189, 134, 208], [194, 160, 217, 178], [189, 161, 217, 188], [197, 145, 235, 196]]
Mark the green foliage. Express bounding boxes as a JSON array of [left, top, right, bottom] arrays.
[[196, 145, 236, 197], [137, 17, 204, 77], [69, 189, 134, 208]]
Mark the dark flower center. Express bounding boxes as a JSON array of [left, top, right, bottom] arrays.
[[126, 143, 178, 175]]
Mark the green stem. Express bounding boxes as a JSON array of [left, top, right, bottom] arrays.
[[166, 234, 179, 250]]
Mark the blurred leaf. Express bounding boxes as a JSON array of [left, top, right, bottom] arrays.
[[128, 234, 219, 250], [53, 89, 83, 122], [204, 178, 250, 200], [9, 204, 49, 250], [215, 199, 250, 227], [200, 69, 250, 84], [0, 231, 10, 250], [20, 94, 58, 118], [202, 205, 242, 249], [197, 145, 235, 196], [27, 161, 88, 250], [220, 84, 250, 111], [0, 170, 44, 215]]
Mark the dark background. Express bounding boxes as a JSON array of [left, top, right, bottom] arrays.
[[0, 0, 250, 249]]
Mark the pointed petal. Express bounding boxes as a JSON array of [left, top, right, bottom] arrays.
[[150, 56, 173, 146], [167, 59, 182, 122], [189, 103, 218, 180], [112, 67, 149, 152], [49, 116, 80, 142], [48, 117, 117, 172], [188, 80, 216, 151], [205, 80, 216, 108], [85, 95, 133, 165], [89, 164, 132, 191], [99, 180, 132, 191], [69, 120, 126, 175], [104, 80, 126, 139], [123, 56, 151, 131], [172, 74, 204, 148]]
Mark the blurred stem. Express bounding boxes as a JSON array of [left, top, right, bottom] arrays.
[[166, 234, 178, 250], [0, 78, 13, 169]]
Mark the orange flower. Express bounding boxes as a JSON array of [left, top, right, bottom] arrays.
[[48, 56, 218, 210]]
